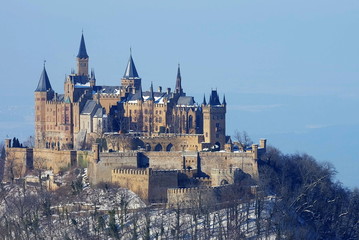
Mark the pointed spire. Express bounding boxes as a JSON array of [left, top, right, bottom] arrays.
[[175, 63, 183, 94], [123, 50, 140, 79], [35, 62, 53, 92], [222, 94, 226, 105], [148, 82, 155, 101], [77, 33, 89, 59], [91, 68, 96, 80], [202, 94, 207, 105]]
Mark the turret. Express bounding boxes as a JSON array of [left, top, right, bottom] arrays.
[[90, 68, 96, 87], [121, 50, 141, 93], [202, 89, 226, 150], [76, 33, 89, 76], [35, 64, 54, 148]]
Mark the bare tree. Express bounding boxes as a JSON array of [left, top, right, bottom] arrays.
[[233, 130, 253, 152]]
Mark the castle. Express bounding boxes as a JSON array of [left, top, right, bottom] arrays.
[[5, 33, 266, 206], [35, 33, 227, 152]]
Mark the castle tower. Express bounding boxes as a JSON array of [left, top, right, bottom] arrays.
[[202, 90, 226, 150], [90, 68, 96, 87], [121, 52, 141, 93], [175, 64, 184, 96], [34, 64, 54, 148], [76, 33, 89, 76]]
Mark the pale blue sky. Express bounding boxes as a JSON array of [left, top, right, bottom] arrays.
[[0, 0, 358, 188]]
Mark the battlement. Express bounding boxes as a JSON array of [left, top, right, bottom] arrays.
[[112, 168, 178, 176], [140, 133, 203, 140], [98, 93, 120, 98], [167, 186, 212, 194], [112, 168, 149, 175]]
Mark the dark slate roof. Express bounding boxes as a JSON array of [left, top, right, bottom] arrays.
[[123, 54, 140, 79], [226, 136, 232, 144], [57, 94, 65, 102], [81, 100, 98, 115], [93, 108, 103, 118], [128, 90, 171, 103], [35, 66, 53, 92], [70, 75, 90, 85], [177, 96, 195, 106], [93, 86, 120, 94], [77, 33, 89, 59], [209, 90, 221, 105]]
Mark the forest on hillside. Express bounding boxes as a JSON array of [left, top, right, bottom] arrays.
[[0, 142, 358, 239]]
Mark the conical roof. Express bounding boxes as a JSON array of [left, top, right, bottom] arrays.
[[77, 33, 89, 59], [35, 65, 53, 92], [123, 54, 140, 79]]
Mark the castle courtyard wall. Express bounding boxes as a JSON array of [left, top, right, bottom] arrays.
[[88, 152, 138, 184]]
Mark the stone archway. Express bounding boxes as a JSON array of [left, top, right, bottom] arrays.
[[154, 143, 163, 151], [220, 179, 229, 185], [166, 143, 174, 152]]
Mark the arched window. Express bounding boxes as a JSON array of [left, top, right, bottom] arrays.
[[166, 143, 174, 152], [154, 144, 163, 151], [188, 115, 193, 129]]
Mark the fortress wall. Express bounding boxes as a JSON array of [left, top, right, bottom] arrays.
[[143, 151, 184, 170], [33, 148, 77, 173], [199, 152, 258, 179], [88, 152, 138, 184], [148, 170, 178, 203], [167, 184, 239, 208], [112, 168, 150, 201], [4, 148, 30, 180], [4, 147, 77, 180], [140, 134, 204, 152], [167, 186, 217, 208]]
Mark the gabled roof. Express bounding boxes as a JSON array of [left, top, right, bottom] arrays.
[[93, 86, 120, 94], [77, 33, 89, 59], [81, 100, 98, 115], [123, 54, 140, 79], [177, 96, 195, 106], [35, 66, 53, 92], [93, 108, 104, 118]]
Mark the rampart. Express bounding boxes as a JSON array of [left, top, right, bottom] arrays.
[[4, 142, 81, 181], [111, 168, 178, 203], [167, 184, 237, 208], [88, 151, 138, 184]]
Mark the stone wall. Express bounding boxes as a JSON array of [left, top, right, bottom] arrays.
[[88, 151, 138, 184], [4, 144, 80, 181], [199, 151, 259, 180], [111, 168, 178, 203], [167, 184, 236, 208]]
